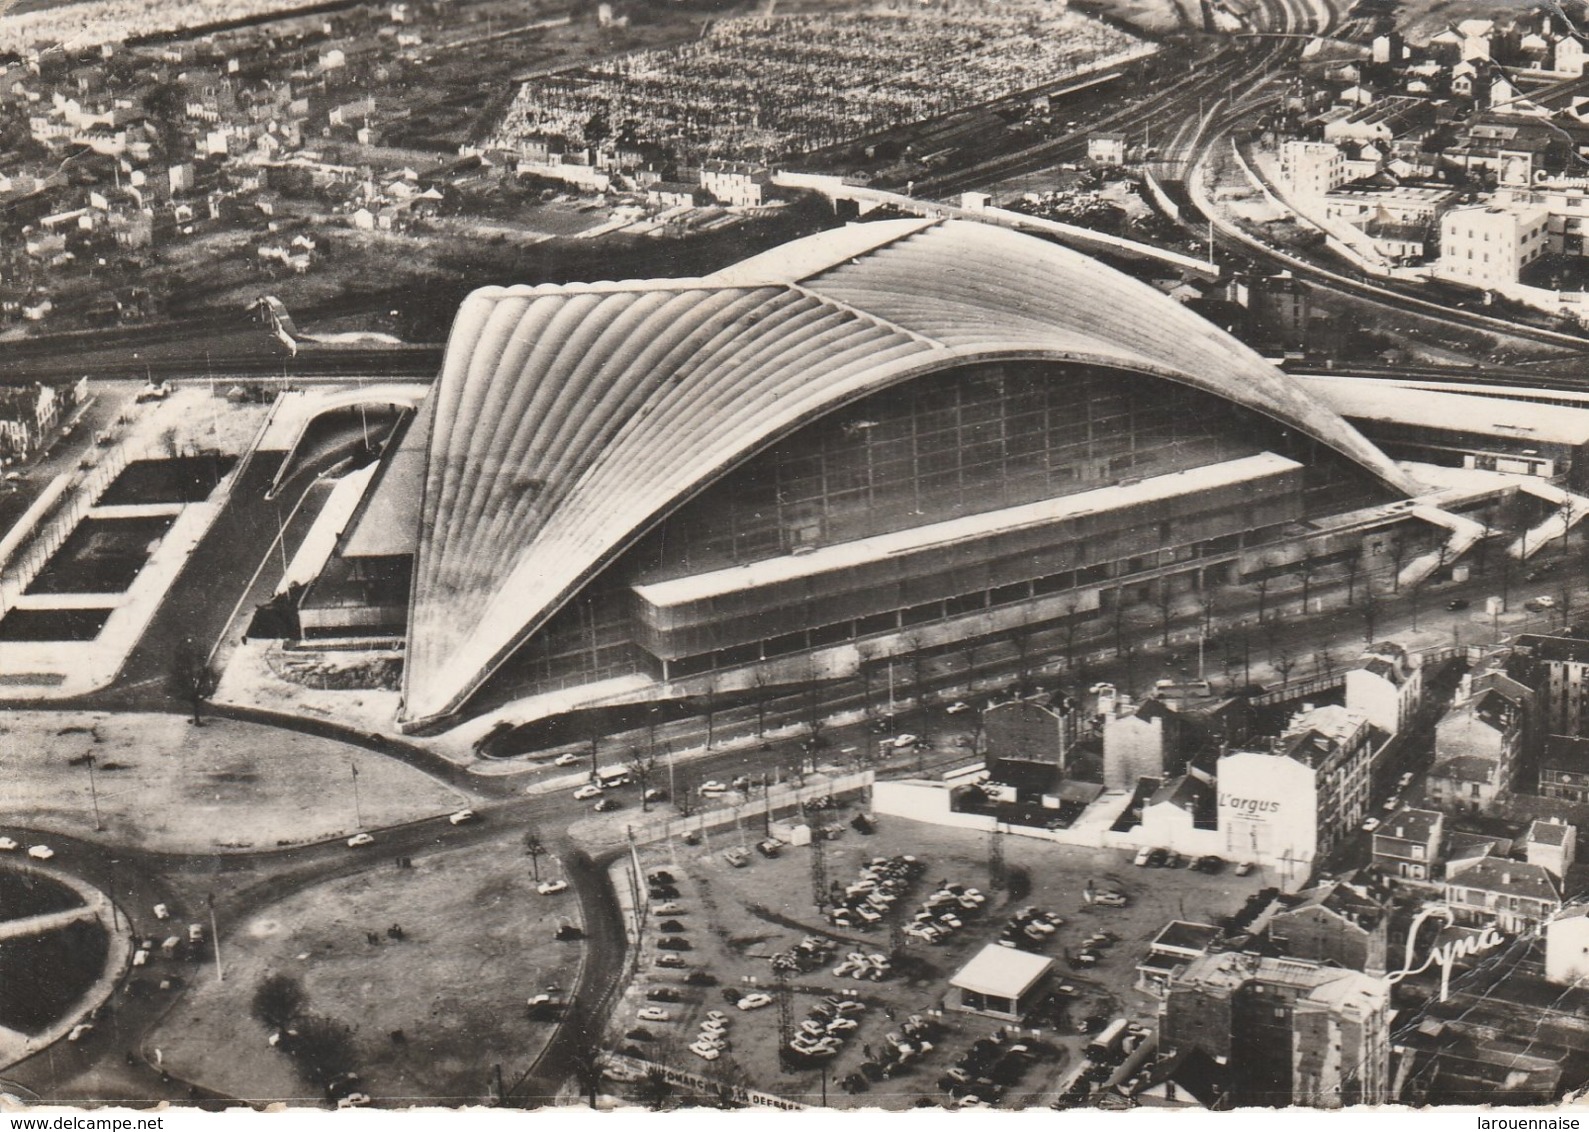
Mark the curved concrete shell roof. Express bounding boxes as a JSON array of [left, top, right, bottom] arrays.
[[402, 218, 1414, 726]]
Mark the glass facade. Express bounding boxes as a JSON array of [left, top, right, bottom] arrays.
[[466, 360, 1388, 708]]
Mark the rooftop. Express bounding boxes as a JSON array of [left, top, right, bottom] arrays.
[[1299, 376, 1589, 447], [950, 943, 1054, 999], [1517, 633, 1589, 666], [1151, 919, 1222, 954], [1527, 820, 1573, 848], [1429, 753, 1500, 785], [1446, 857, 1563, 903], [1376, 806, 1443, 844]]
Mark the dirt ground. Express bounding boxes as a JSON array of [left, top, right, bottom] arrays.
[[151, 841, 583, 1105], [0, 712, 466, 853], [613, 813, 1267, 1109]]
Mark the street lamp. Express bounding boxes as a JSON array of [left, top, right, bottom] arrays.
[[85, 753, 103, 832]]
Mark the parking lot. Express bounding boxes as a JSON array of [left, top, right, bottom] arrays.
[[603, 809, 1269, 1108]]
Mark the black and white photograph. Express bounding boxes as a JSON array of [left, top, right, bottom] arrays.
[[1, 0, 1589, 1117]]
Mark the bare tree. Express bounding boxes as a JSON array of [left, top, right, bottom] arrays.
[[1314, 647, 1337, 683], [586, 716, 602, 782], [1252, 558, 1274, 623], [167, 638, 219, 725], [1155, 580, 1175, 647], [901, 632, 930, 707], [1195, 587, 1217, 640], [522, 831, 547, 881], [674, 783, 697, 819], [701, 672, 719, 750], [1344, 552, 1362, 606], [1361, 584, 1381, 643], [802, 657, 826, 747], [1059, 593, 1084, 675], [1297, 552, 1319, 616], [1272, 642, 1298, 689], [625, 748, 660, 812], [638, 1067, 675, 1111], [565, 1004, 604, 1110], [1388, 536, 1407, 593], [751, 667, 772, 738]]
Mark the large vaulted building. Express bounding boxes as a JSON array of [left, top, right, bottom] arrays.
[[299, 218, 1428, 732]]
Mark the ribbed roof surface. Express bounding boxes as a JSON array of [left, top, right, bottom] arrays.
[[402, 219, 1413, 725]]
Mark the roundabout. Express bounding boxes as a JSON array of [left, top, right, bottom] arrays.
[[0, 859, 129, 1070]]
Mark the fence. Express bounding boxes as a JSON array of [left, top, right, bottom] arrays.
[[602, 1053, 809, 1109], [628, 769, 875, 847]]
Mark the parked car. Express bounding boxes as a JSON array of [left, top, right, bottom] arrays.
[[1446, 598, 1470, 611], [689, 1042, 721, 1061], [1132, 846, 1153, 867], [1192, 855, 1224, 874], [1147, 848, 1169, 868], [1362, 817, 1381, 832], [347, 834, 374, 848], [1094, 890, 1128, 907], [644, 788, 668, 803], [554, 753, 583, 766], [27, 845, 54, 860], [153, 903, 170, 920], [448, 809, 477, 825], [637, 1007, 671, 1023], [0, 838, 16, 851], [656, 955, 688, 969], [699, 781, 729, 796], [657, 937, 691, 951], [723, 847, 751, 868], [889, 734, 920, 750], [593, 798, 621, 812], [1234, 861, 1255, 876], [573, 784, 603, 800], [537, 880, 569, 895], [738, 993, 774, 1010], [1526, 596, 1557, 612], [1398, 772, 1414, 788]]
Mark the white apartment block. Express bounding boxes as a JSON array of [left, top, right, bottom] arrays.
[[1436, 203, 1550, 289], [1280, 140, 1346, 200]]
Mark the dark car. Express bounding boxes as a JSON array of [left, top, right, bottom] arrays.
[[649, 871, 675, 885], [684, 971, 718, 986], [657, 936, 692, 950], [554, 923, 584, 941], [1193, 855, 1224, 874], [658, 919, 686, 933], [1146, 847, 1169, 867], [593, 797, 621, 812], [649, 884, 680, 900], [646, 988, 682, 1002]]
